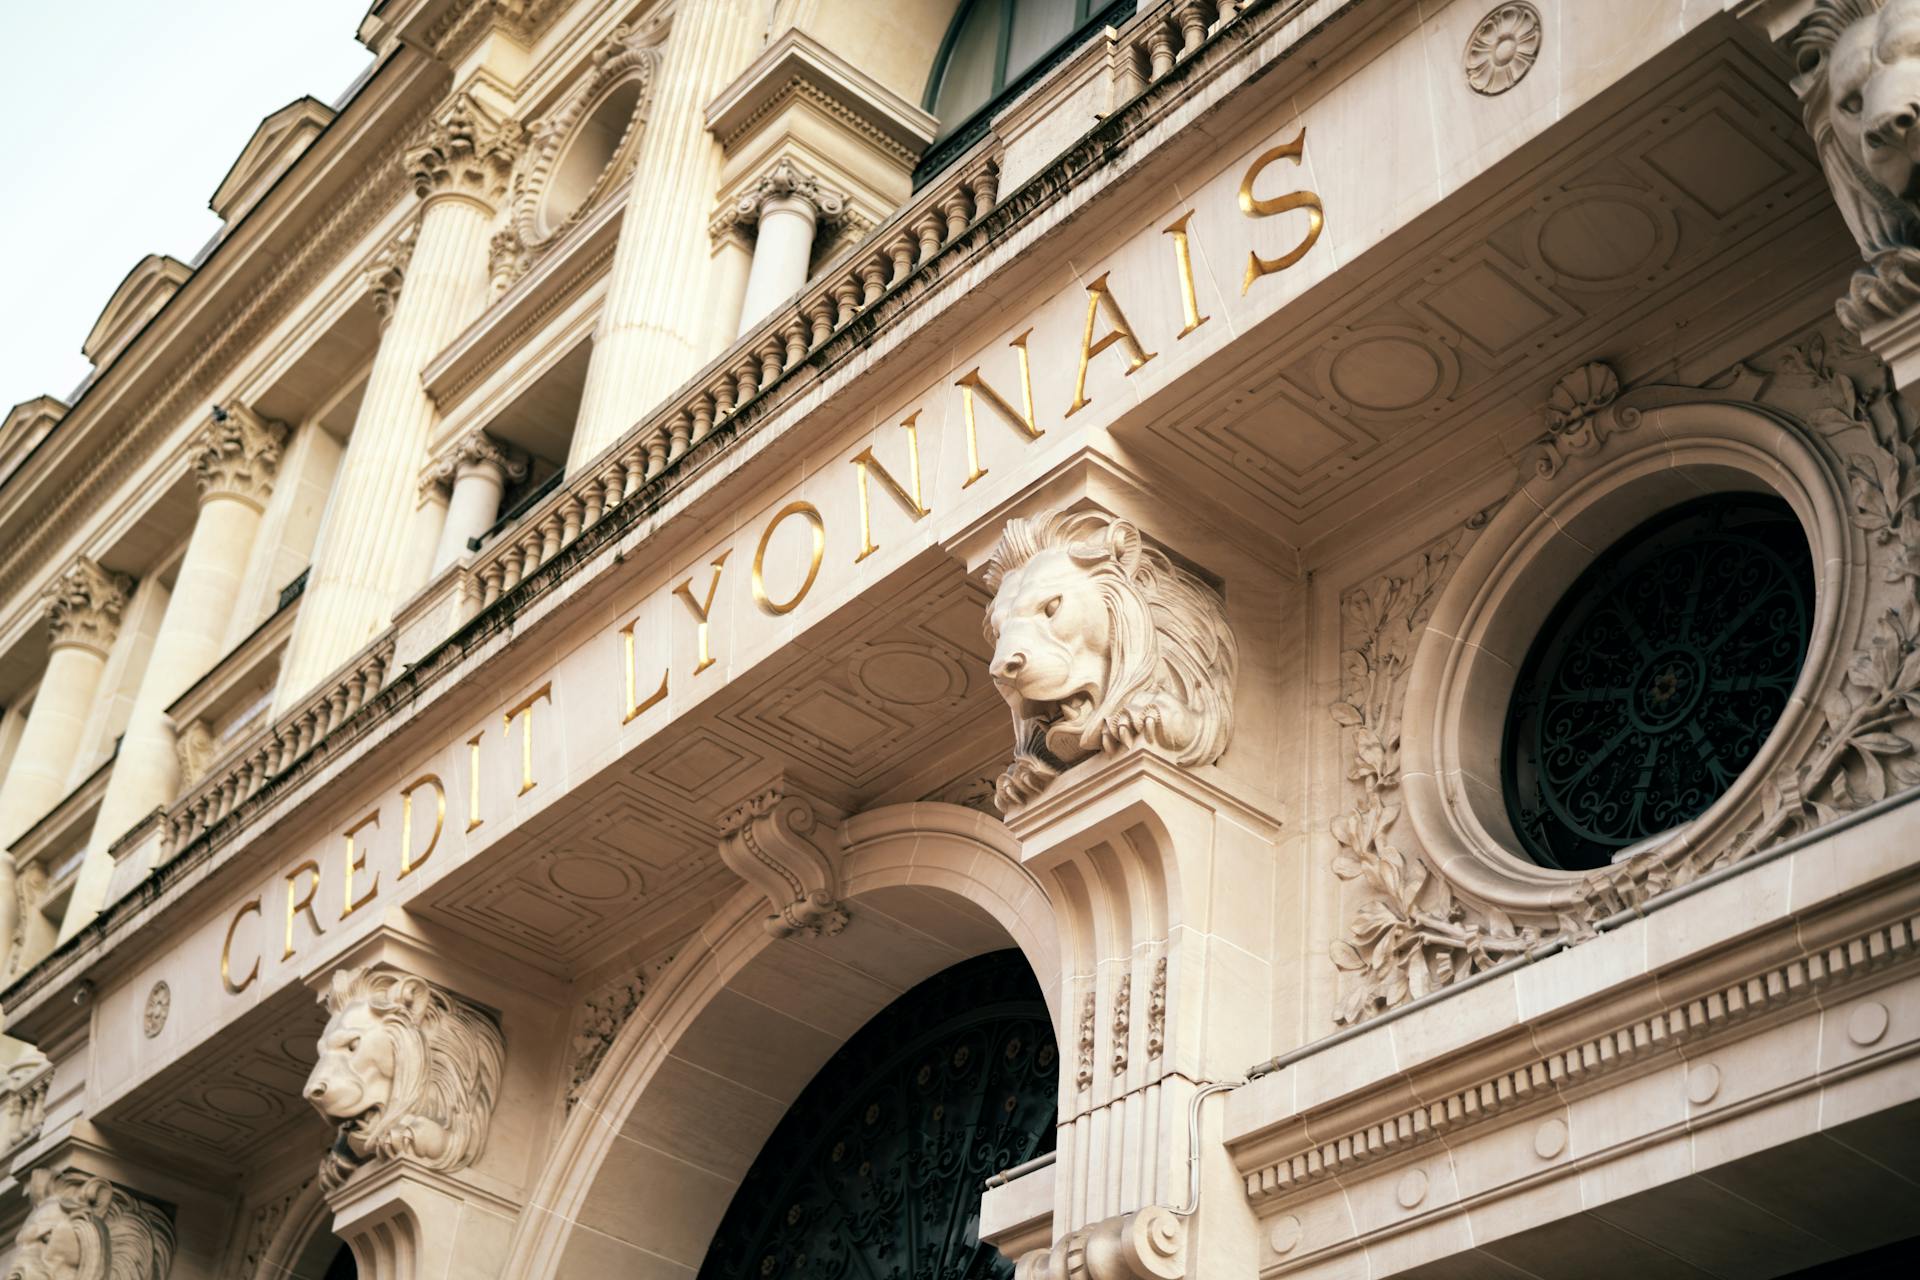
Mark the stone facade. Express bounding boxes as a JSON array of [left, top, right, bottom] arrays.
[[0, 1, 1915, 1278]]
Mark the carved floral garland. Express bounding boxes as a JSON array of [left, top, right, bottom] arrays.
[[1330, 330, 1920, 1023]]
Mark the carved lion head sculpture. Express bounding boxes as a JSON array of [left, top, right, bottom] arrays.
[[1794, 1, 1920, 324], [2, 1169, 174, 1280], [304, 967, 505, 1191], [983, 511, 1237, 810]]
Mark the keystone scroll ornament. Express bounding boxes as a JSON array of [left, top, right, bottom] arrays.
[[983, 512, 1238, 810]]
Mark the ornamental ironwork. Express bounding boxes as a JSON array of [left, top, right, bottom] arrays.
[[697, 950, 1057, 1280], [1503, 495, 1814, 871]]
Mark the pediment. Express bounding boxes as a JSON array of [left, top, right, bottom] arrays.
[[81, 254, 192, 367], [210, 96, 335, 223], [0, 395, 68, 488]]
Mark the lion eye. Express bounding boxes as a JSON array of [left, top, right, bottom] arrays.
[[1043, 596, 1062, 617], [1842, 91, 1863, 116], [345, 1036, 361, 1052]]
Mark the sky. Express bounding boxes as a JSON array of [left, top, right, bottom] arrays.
[[0, 1, 377, 413]]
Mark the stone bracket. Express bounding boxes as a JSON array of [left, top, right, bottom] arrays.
[[1014, 1205, 1188, 1280], [716, 780, 850, 938]]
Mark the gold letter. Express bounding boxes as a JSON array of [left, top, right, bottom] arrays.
[[466, 731, 485, 832], [221, 897, 261, 995], [399, 774, 445, 878], [753, 502, 826, 615], [1067, 272, 1157, 418], [619, 620, 669, 723], [1238, 128, 1323, 294], [851, 413, 930, 562], [1162, 210, 1210, 338], [283, 860, 324, 961], [341, 810, 381, 920], [955, 330, 1040, 488], [503, 683, 554, 797], [673, 551, 730, 675]]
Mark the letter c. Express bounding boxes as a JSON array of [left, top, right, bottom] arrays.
[[222, 897, 262, 995]]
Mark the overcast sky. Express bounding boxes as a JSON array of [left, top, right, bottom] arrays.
[[0, 1, 376, 413]]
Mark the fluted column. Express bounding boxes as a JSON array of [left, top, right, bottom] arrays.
[[567, 0, 760, 469], [278, 94, 517, 703], [431, 430, 527, 573], [59, 405, 286, 940], [0, 559, 131, 973], [732, 158, 845, 335]]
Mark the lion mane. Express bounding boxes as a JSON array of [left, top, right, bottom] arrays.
[[7, 1169, 174, 1280], [314, 968, 504, 1191], [983, 511, 1237, 808]]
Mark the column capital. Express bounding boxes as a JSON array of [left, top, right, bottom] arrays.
[[194, 403, 289, 509], [729, 156, 847, 231], [8, 1166, 176, 1280], [44, 557, 134, 656], [304, 965, 506, 1193], [405, 93, 521, 210], [427, 428, 528, 495], [366, 221, 418, 329]]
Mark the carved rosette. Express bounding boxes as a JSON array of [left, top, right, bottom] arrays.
[[982, 511, 1239, 810], [9, 1168, 176, 1280], [405, 93, 521, 210], [44, 557, 134, 656], [716, 783, 850, 938], [304, 967, 505, 1192], [1792, 1, 1920, 336], [1462, 3, 1542, 96], [194, 403, 288, 509]]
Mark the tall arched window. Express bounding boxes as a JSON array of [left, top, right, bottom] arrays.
[[919, 0, 1129, 182]]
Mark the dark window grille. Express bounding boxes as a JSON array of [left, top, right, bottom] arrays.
[[697, 950, 1057, 1280], [1502, 494, 1815, 872]]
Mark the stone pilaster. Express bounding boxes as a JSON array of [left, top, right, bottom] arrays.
[[59, 406, 288, 941], [277, 94, 520, 704], [568, 1, 761, 469], [978, 508, 1264, 1279]]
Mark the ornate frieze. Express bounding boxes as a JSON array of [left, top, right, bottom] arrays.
[[982, 511, 1238, 810], [44, 558, 133, 656], [715, 783, 849, 938], [193, 403, 287, 508], [564, 954, 674, 1111], [405, 93, 521, 209], [304, 966, 505, 1191], [1792, 1, 1920, 335], [8, 1168, 176, 1280]]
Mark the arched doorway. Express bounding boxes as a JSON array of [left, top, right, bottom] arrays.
[[697, 950, 1056, 1279]]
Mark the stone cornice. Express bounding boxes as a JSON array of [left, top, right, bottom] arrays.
[[0, 49, 442, 624], [44, 558, 133, 656], [704, 27, 937, 167], [0, 0, 1399, 1032]]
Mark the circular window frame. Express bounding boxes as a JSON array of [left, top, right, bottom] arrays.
[[1400, 396, 1861, 912], [511, 32, 659, 254]]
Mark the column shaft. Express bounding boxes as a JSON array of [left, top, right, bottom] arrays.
[[736, 195, 818, 336], [0, 645, 112, 849], [279, 194, 495, 701], [61, 494, 266, 938], [567, 1, 760, 468], [433, 463, 508, 573]]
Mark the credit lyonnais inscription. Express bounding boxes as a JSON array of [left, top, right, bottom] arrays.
[[213, 125, 1323, 996]]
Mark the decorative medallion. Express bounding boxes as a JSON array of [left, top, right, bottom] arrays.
[[1463, 3, 1542, 96], [142, 981, 170, 1038]]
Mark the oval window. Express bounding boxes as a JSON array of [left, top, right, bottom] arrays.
[[539, 78, 643, 237], [1502, 493, 1815, 872]]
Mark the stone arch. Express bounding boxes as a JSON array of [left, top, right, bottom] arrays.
[[501, 801, 1060, 1280], [245, 1179, 346, 1280]]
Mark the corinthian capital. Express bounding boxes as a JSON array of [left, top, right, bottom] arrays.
[[733, 157, 847, 228], [366, 221, 418, 328], [44, 557, 134, 656], [195, 403, 289, 508], [406, 93, 521, 209]]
